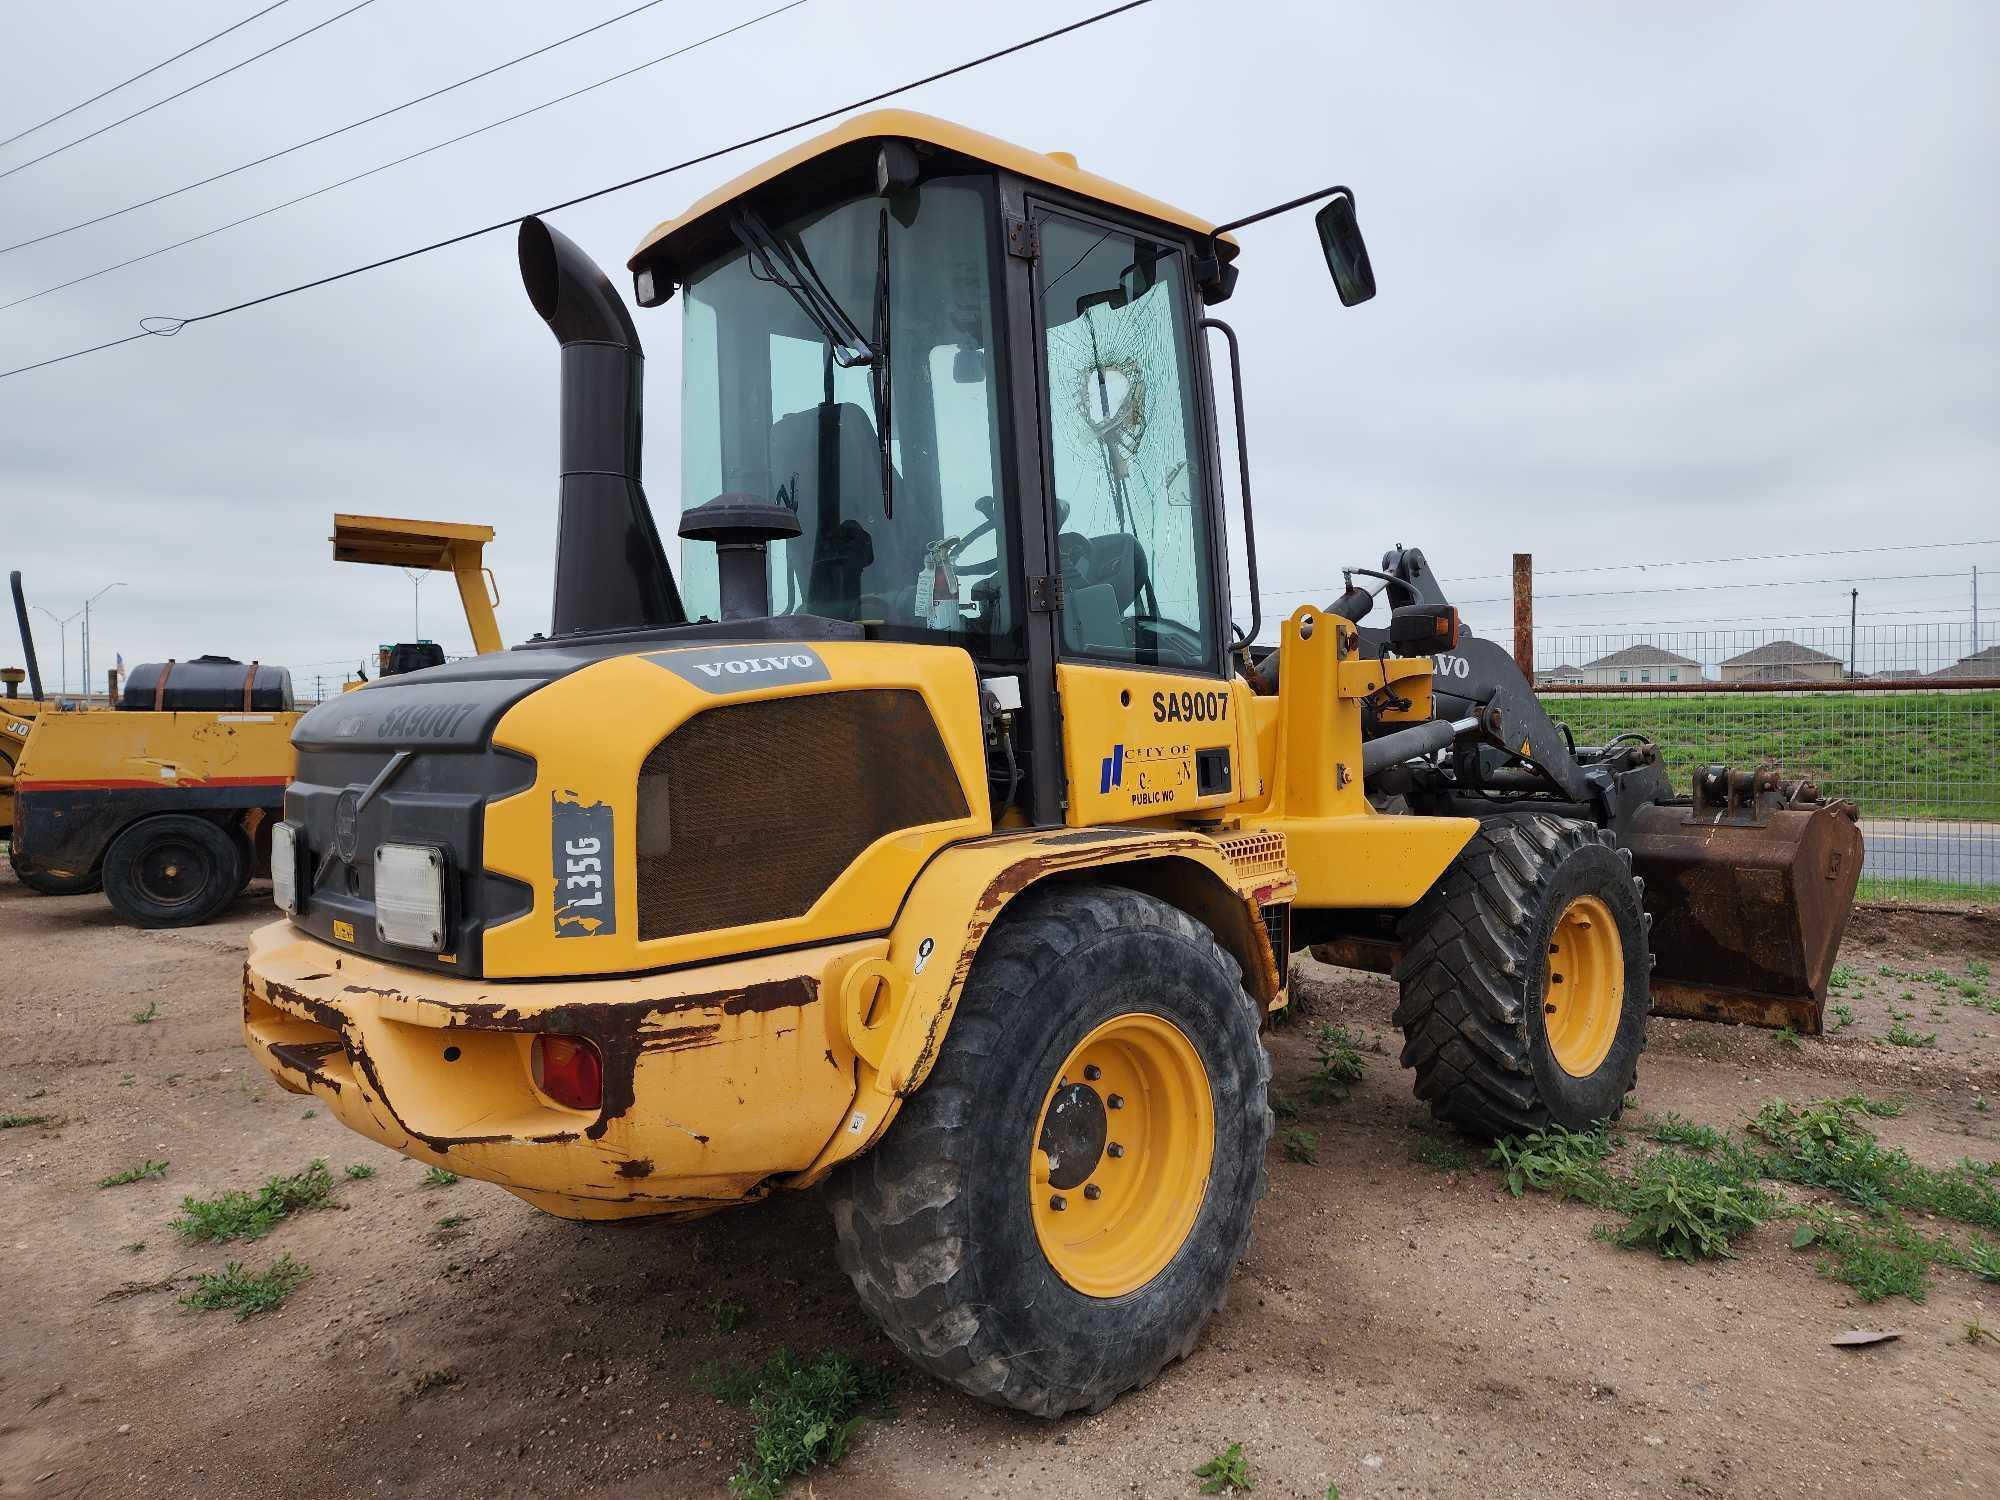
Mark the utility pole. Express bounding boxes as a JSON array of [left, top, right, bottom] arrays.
[[404, 568, 427, 640], [1847, 588, 1858, 680], [1512, 553, 1534, 680], [1974, 566, 1981, 656]]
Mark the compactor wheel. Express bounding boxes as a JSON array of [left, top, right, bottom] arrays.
[[102, 814, 246, 928], [8, 842, 102, 896], [1393, 814, 1650, 1138], [830, 884, 1270, 1418]]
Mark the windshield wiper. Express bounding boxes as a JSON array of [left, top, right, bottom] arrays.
[[871, 204, 893, 519], [729, 206, 877, 368]]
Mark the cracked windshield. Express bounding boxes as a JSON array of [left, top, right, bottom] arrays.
[[679, 175, 1014, 644], [1040, 216, 1215, 669]]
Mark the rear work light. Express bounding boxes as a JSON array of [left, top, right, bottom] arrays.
[[532, 1034, 603, 1112], [270, 820, 301, 915], [374, 842, 448, 951]]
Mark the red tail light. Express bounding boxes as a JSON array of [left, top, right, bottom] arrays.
[[532, 1034, 603, 1112]]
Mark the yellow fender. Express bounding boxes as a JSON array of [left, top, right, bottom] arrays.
[[796, 826, 1287, 1186]]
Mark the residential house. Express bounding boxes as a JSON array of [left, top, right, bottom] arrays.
[[1718, 640, 1844, 684], [1536, 663, 1585, 686], [1578, 645, 1702, 686], [1930, 644, 2000, 681]]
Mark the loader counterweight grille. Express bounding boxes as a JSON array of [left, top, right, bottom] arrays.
[[634, 689, 968, 940]]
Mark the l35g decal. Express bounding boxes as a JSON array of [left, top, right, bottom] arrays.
[[551, 789, 616, 937]]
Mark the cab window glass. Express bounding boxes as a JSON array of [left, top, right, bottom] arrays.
[[1038, 216, 1214, 670]]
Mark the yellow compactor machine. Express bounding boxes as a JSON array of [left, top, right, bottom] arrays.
[[242, 112, 1861, 1415], [8, 516, 499, 925]]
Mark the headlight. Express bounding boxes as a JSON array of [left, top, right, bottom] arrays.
[[374, 843, 448, 951], [271, 821, 301, 915]]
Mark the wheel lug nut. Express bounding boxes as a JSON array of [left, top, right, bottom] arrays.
[[1107, 1093, 1125, 1110], [1049, 1194, 1067, 1211], [1106, 1142, 1125, 1158], [1083, 1184, 1102, 1200], [1083, 1064, 1101, 1081]]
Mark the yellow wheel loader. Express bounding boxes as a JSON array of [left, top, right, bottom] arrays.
[[7, 517, 501, 924], [241, 111, 1861, 1416]]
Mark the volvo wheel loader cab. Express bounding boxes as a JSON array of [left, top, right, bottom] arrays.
[[241, 110, 1852, 1417], [8, 516, 503, 926]]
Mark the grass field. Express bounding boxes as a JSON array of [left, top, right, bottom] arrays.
[[1539, 690, 2000, 822], [1854, 876, 1995, 907]]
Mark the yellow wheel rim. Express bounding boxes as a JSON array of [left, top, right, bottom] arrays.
[[1029, 1012, 1213, 1298], [1544, 894, 1624, 1077]]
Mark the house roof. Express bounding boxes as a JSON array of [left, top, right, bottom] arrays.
[[1719, 639, 1842, 668], [1930, 644, 2000, 680], [1582, 644, 1701, 669], [1538, 663, 1583, 677]]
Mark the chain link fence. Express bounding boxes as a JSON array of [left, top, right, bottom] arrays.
[[1530, 623, 1998, 902]]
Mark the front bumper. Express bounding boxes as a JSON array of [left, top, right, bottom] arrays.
[[242, 920, 875, 1219]]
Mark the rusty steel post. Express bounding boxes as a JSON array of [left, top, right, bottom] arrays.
[[1511, 553, 1533, 680]]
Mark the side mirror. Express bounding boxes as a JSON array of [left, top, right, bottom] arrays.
[[1314, 194, 1376, 306]]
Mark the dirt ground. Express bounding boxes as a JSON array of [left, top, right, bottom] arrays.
[[3, 875, 1997, 1499]]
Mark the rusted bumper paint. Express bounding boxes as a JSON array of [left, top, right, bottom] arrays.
[[243, 920, 879, 1220]]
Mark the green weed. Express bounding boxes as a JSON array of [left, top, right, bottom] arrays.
[[1886, 1020, 1937, 1049], [1749, 1098, 1999, 1230], [709, 1297, 749, 1334], [344, 1164, 377, 1180], [695, 1350, 894, 1500], [1788, 1209, 1941, 1303], [1970, 960, 1992, 980], [1968, 1237, 2000, 1283], [171, 1160, 334, 1243], [1409, 1135, 1469, 1172], [0, 1113, 52, 1129], [131, 1000, 159, 1025], [180, 1255, 310, 1320], [1648, 1113, 1724, 1153], [1490, 1125, 1617, 1204], [436, 1215, 468, 1230], [1829, 964, 1858, 991], [1597, 1150, 1772, 1261], [1828, 1004, 1856, 1033], [98, 1159, 169, 1188], [1775, 1026, 1803, 1052], [1304, 1023, 1365, 1102], [1194, 1442, 1253, 1495], [1279, 1127, 1321, 1165], [421, 1166, 459, 1188], [1268, 1089, 1301, 1120]]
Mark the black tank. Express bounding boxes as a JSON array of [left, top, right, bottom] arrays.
[[119, 656, 293, 712]]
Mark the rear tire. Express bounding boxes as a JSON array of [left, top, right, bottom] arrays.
[[102, 814, 245, 928], [1393, 814, 1650, 1138], [9, 842, 102, 896], [830, 883, 1271, 1417]]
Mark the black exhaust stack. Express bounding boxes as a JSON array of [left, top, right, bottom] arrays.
[[10, 570, 44, 701], [517, 216, 684, 636]]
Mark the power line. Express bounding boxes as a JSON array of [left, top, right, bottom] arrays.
[[0, 0, 706, 257], [0, 0, 1160, 382], [0, 2, 807, 315], [0, 0, 379, 184], [0, 0, 293, 152], [1455, 570, 1968, 606]]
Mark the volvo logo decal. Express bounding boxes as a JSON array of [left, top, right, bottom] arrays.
[[333, 788, 361, 862]]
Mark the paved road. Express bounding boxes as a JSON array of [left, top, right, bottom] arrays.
[[1857, 818, 2000, 885]]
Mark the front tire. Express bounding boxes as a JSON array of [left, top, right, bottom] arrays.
[[830, 884, 1271, 1417], [102, 814, 245, 928], [1393, 814, 1650, 1138]]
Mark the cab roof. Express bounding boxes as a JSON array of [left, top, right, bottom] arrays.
[[628, 109, 1237, 275]]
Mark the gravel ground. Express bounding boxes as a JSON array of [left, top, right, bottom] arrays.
[[2, 875, 1996, 1498]]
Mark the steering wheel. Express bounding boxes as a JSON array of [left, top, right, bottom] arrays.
[[950, 495, 1004, 577]]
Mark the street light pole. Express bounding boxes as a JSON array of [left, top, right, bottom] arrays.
[[81, 581, 124, 704], [32, 603, 79, 697]]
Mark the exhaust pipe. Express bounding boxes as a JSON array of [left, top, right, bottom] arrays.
[[517, 216, 684, 637], [10, 570, 44, 701]]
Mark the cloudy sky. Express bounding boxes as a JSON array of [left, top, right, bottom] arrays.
[[2, 0, 1994, 695]]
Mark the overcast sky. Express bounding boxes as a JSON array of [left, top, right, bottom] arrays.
[[2, 0, 1994, 695]]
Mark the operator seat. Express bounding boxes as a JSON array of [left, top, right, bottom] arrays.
[[1058, 529, 1149, 654], [767, 402, 925, 618]]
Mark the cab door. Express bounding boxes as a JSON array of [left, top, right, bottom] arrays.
[[1028, 206, 1243, 826]]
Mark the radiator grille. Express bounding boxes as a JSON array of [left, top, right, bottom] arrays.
[[1216, 829, 1288, 880], [635, 689, 968, 940]]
